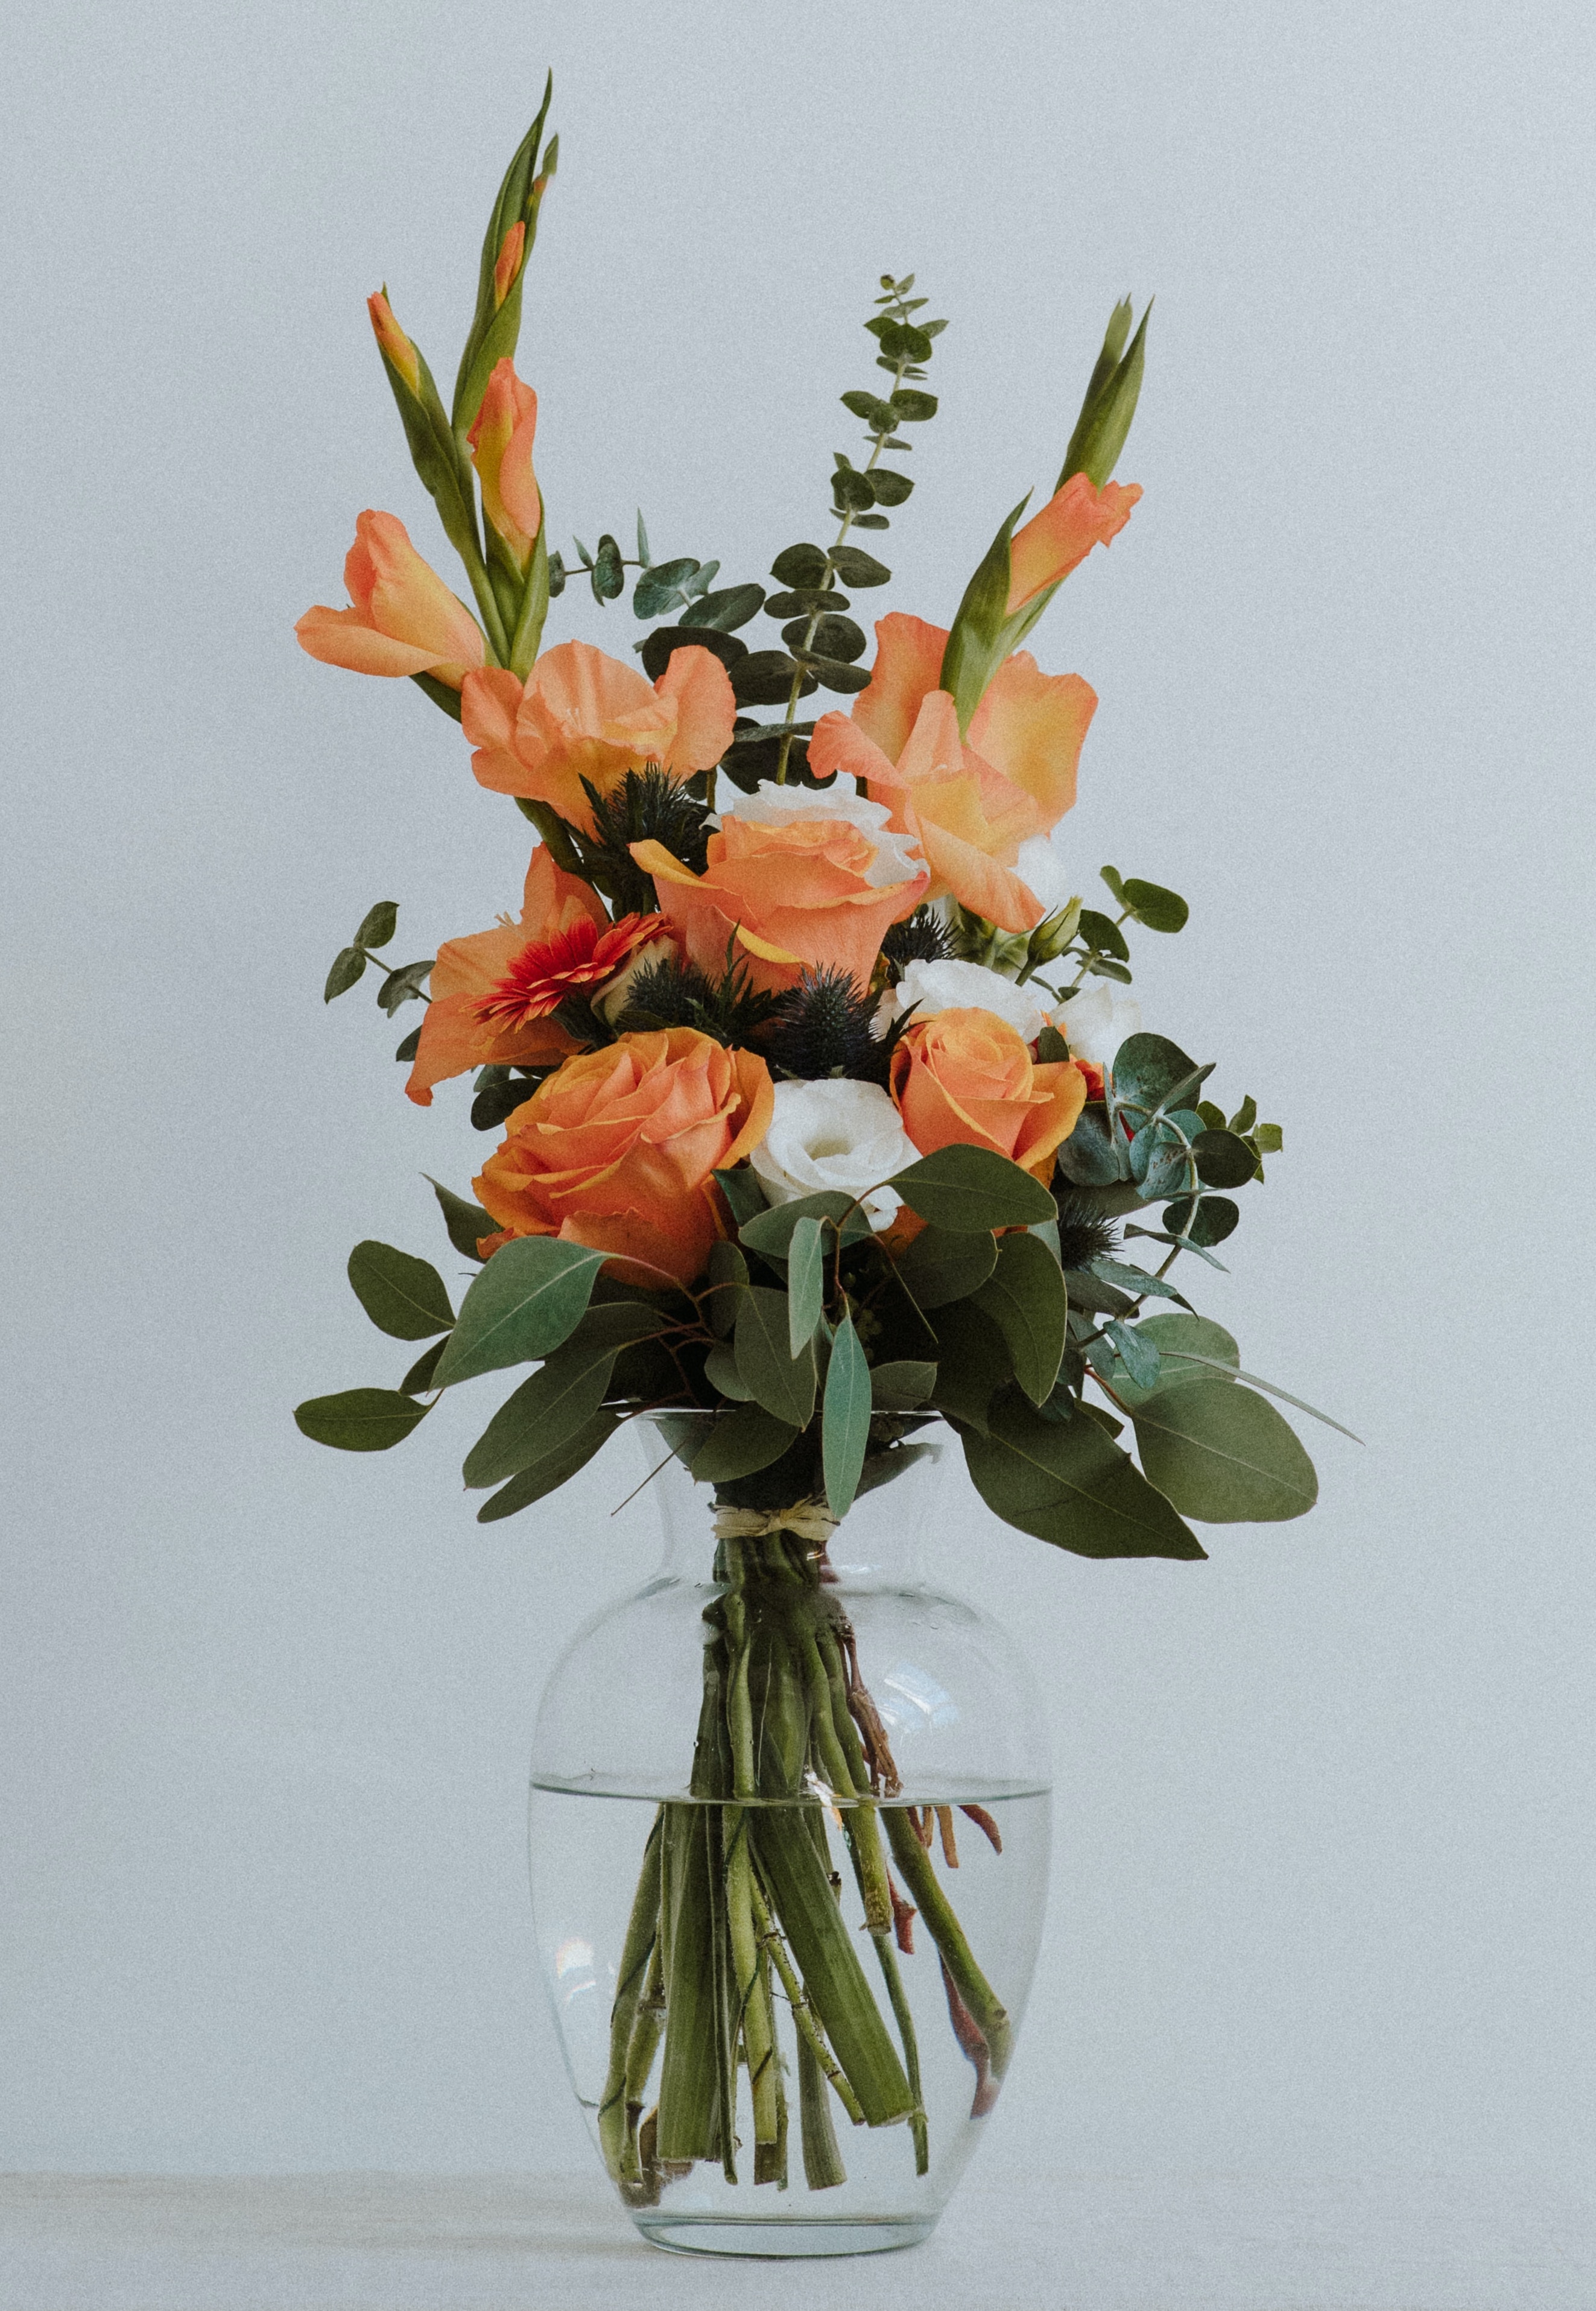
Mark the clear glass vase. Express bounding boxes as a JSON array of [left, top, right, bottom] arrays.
[[528, 1419, 1051, 2258]]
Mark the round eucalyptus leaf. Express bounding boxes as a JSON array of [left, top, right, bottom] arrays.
[[832, 468, 876, 513], [639, 625, 747, 682], [731, 650, 817, 706], [1192, 1129, 1260, 1188], [869, 468, 914, 506], [1132, 1380, 1318, 1523], [765, 589, 849, 618], [631, 557, 700, 620], [782, 613, 866, 662], [591, 534, 624, 601], [889, 389, 938, 422], [829, 546, 891, 586], [1123, 877, 1190, 933], [679, 583, 765, 632], [1163, 1194, 1240, 1246], [799, 656, 873, 694], [770, 543, 830, 589]]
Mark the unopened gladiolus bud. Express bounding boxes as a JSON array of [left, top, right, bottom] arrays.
[[367, 290, 420, 396], [492, 221, 525, 310], [467, 358, 542, 571]]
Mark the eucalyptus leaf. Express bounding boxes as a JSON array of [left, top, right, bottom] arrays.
[[1110, 1313, 1240, 1407], [973, 1232, 1067, 1405], [869, 1360, 937, 1410], [690, 1403, 801, 1483], [426, 1176, 499, 1263], [770, 544, 830, 589], [1253, 1123, 1284, 1154], [764, 589, 849, 618], [732, 650, 816, 706], [890, 1144, 1056, 1232], [632, 556, 700, 619], [740, 1191, 870, 1257], [1121, 878, 1189, 933], [354, 901, 398, 950], [394, 1026, 422, 1063], [399, 1339, 446, 1396], [706, 1238, 750, 1336], [713, 1166, 768, 1227], [1055, 1105, 1128, 1187], [324, 946, 366, 1002], [889, 389, 938, 421], [462, 1342, 621, 1488], [347, 1240, 455, 1341], [591, 534, 624, 601], [828, 546, 891, 586], [799, 656, 873, 694], [781, 613, 866, 662], [432, 1238, 607, 1386], [1193, 1129, 1260, 1188], [294, 1388, 430, 1453], [822, 1313, 872, 1517], [1104, 1319, 1161, 1390], [870, 469, 914, 506], [962, 1393, 1205, 1559], [1077, 908, 1130, 962], [679, 583, 766, 632], [375, 959, 432, 1016], [926, 1302, 1012, 1433], [1110, 1033, 1202, 1115], [788, 1216, 826, 1355], [477, 1409, 619, 1523], [1131, 1380, 1319, 1523], [1228, 1095, 1258, 1136], [1088, 1255, 1190, 1305], [891, 1223, 998, 1308], [638, 624, 747, 682], [1162, 1194, 1240, 1247], [734, 1287, 818, 1428], [704, 1341, 755, 1400]]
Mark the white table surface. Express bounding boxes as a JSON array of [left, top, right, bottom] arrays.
[[2, 2170, 1592, 2311]]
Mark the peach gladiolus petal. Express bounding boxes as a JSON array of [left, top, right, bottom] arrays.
[[967, 654, 1097, 835], [468, 360, 541, 568], [296, 510, 485, 686], [654, 645, 739, 775], [1005, 474, 1142, 615], [850, 613, 949, 763]]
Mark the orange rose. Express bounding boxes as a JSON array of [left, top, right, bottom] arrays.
[[295, 510, 486, 686], [630, 785, 928, 994], [405, 846, 607, 1107], [473, 1027, 774, 1287], [890, 1008, 1087, 1182]]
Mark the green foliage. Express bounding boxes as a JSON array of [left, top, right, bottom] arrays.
[[477, 1409, 618, 1523], [324, 899, 400, 1003], [787, 1217, 826, 1354], [591, 533, 625, 601], [346, 1241, 455, 1340], [432, 1237, 607, 1387], [452, 79, 556, 430], [1130, 1379, 1318, 1523], [1100, 866, 1189, 933], [294, 1387, 431, 1453], [689, 1404, 801, 1483], [1163, 1194, 1239, 1247], [632, 556, 705, 619], [891, 1145, 1057, 1232], [925, 1301, 1013, 1431], [1192, 1129, 1259, 1188], [426, 1176, 498, 1262], [740, 1192, 872, 1260], [1057, 297, 1150, 491], [680, 583, 765, 632], [638, 624, 746, 682], [462, 1340, 622, 1487], [869, 1360, 937, 1410], [374, 959, 434, 1016], [712, 1165, 769, 1227], [891, 1223, 997, 1308], [706, 1239, 749, 1337], [469, 1066, 543, 1132], [732, 650, 815, 706], [735, 1287, 819, 1428], [822, 1313, 872, 1515], [963, 1392, 1205, 1559], [399, 1338, 447, 1395], [972, 1232, 1067, 1405]]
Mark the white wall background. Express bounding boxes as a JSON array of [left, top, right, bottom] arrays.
[[2, 0, 1592, 2183]]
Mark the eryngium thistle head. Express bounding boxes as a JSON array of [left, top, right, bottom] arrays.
[[1054, 1192, 1122, 1272], [762, 966, 889, 1084], [881, 905, 953, 978], [616, 952, 779, 1047], [580, 766, 712, 874]]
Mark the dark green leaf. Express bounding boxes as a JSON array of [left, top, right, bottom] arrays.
[[1099, 865, 1129, 908], [1076, 908, 1130, 962], [638, 624, 747, 681], [1131, 1380, 1318, 1522], [432, 1237, 607, 1387], [1123, 878, 1189, 933], [740, 1190, 870, 1257], [831, 466, 876, 513], [764, 589, 849, 618], [704, 1340, 754, 1400], [963, 1392, 1205, 1559], [1104, 1319, 1161, 1390], [477, 1409, 619, 1522], [713, 1165, 769, 1226], [889, 390, 937, 422], [426, 1176, 499, 1262], [470, 1073, 538, 1132], [1055, 1106, 1129, 1187], [1162, 1194, 1240, 1247], [1197, 1100, 1227, 1131], [735, 1287, 818, 1428], [1193, 1129, 1260, 1188], [869, 468, 914, 507], [1111, 1033, 1202, 1115], [376, 959, 433, 1015], [591, 534, 624, 601], [800, 656, 873, 694], [770, 544, 830, 589], [869, 1360, 937, 1410], [1110, 1313, 1239, 1407], [890, 1144, 1056, 1231], [1086, 1255, 1186, 1304], [841, 390, 899, 429], [788, 1216, 825, 1354], [847, 512, 891, 529], [347, 1240, 455, 1341], [324, 946, 366, 1002], [1129, 1123, 1195, 1202], [680, 583, 766, 632], [828, 546, 891, 586], [706, 1238, 749, 1336], [822, 1313, 872, 1517], [1060, 1269, 1136, 1317], [632, 557, 700, 619], [731, 650, 815, 706], [973, 1231, 1067, 1404], [355, 901, 398, 950], [394, 1025, 422, 1063], [1086, 956, 1134, 984], [891, 1223, 998, 1308], [462, 1342, 621, 1487], [399, 1337, 447, 1395], [781, 613, 866, 662], [926, 1301, 1012, 1432], [1253, 1123, 1284, 1154], [294, 1387, 430, 1453], [690, 1403, 801, 1483], [565, 1300, 671, 1353]]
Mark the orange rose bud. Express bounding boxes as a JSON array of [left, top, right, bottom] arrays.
[[467, 357, 542, 571], [1005, 472, 1141, 615], [404, 847, 609, 1106], [890, 1009, 1088, 1184], [295, 511, 487, 686], [492, 221, 526, 311], [473, 1027, 775, 1287], [367, 290, 421, 395], [461, 638, 736, 834]]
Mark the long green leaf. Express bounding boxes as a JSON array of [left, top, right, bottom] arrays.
[[294, 1388, 431, 1453], [734, 1288, 817, 1428], [822, 1314, 872, 1517], [347, 1240, 455, 1341], [740, 1190, 870, 1258], [462, 1343, 620, 1488], [425, 1176, 499, 1263], [432, 1237, 606, 1387], [477, 1407, 618, 1523], [787, 1217, 826, 1355], [1130, 1380, 1319, 1523], [891, 1223, 998, 1308], [889, 1145, 1056, 1232], [689, 1404, 800, 1483], [963, 1392, 1205, 1559], [973, 1232, 1066, 1404]]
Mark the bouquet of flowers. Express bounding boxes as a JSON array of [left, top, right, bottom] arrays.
[[294, 86, 1338, 2210]]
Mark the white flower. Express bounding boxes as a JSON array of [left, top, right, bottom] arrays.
[[729, 779, 924, 890], [1050, 983, 1142, 1067], [1014, 834, 1075, 916], [874, 957, 1048, 1044], [750, 1079, 918, 1231]]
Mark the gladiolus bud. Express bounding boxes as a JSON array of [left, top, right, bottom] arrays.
[[367, 290, 421, 396], [467, 358, 541, 572], [492, 222, 525, 311]]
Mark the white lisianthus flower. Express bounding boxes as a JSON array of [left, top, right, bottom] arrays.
[[874, 957, 1048, 1044], [730, 779, 925, 889], [1013, 833, 1074, 916], [1050, 983, 1142, 1067], [749, 1079, 919, 1232]]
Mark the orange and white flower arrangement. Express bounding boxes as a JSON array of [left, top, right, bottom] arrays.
[[294, 86, 1341, 2216]]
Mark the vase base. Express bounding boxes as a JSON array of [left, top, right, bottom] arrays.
[[633, 2213, 937, 2259]]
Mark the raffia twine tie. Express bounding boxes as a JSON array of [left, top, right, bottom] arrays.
[[712, 1500, 838, 1546]]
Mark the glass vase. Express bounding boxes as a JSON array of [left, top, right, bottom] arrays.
[[527, 1419, 1051, 2258]]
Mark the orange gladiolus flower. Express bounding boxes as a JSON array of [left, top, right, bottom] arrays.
[[366, 291, 420, 393], [296, 511, 486, 686], [891, 1009, 1088, 1182], [460, 639, 736, 834], [1005, 472, 1141, 615], [404, 846, 609, 1107], [467, 358, 541, 572], [630, 789, 928, 994], [473, 1027, 774, 1287]]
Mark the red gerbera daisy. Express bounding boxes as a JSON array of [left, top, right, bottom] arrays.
[[475, 911, 669, 1027]]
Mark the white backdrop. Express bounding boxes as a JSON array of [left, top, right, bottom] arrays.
[[2, 0, 1593, 2187]]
